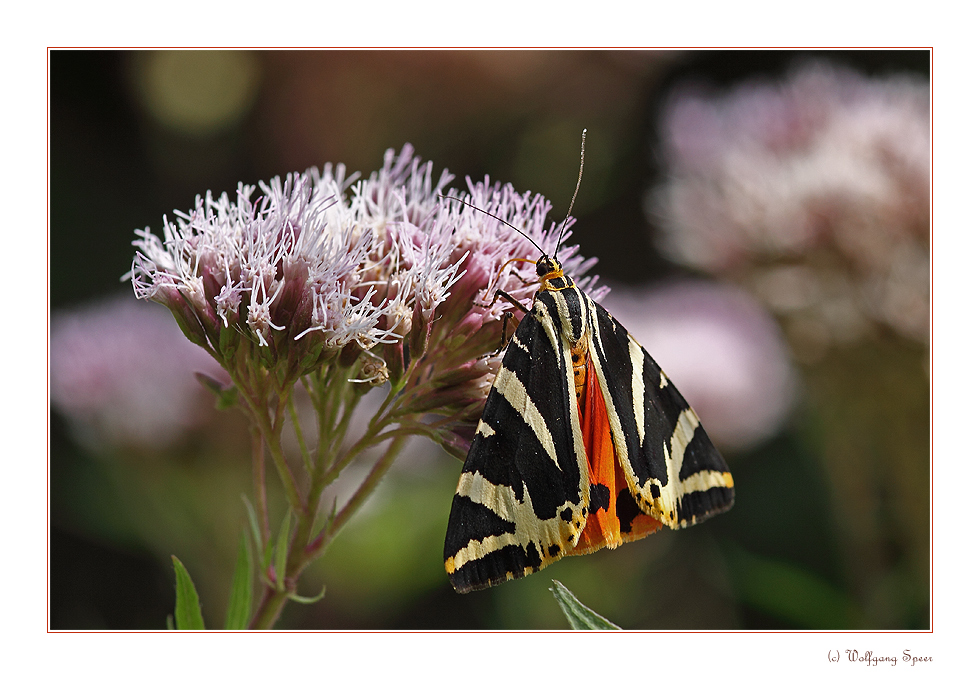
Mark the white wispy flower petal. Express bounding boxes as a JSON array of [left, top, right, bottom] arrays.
[[132, 143, 601, 393]]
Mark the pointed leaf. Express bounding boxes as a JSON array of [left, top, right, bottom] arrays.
[[241, 495, 268, 569], [224, 530, 254, 629], [195, 372, 238, 410], [215, 386, 239, 410], [172, 555, 205, 630], [550, 580, 621, 630]]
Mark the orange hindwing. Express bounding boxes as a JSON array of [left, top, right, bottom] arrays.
[[571, 357, 663, 555]]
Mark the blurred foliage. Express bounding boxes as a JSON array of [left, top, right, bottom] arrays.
[[49, 49, 929, 629]]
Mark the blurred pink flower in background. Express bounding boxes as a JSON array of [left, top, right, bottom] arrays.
[[648, 62, 929, 358], [50, 296, 228, 452], [602, 281, 796, 451]]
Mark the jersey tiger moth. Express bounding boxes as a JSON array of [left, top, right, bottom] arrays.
[[442, 133, 735, 594]]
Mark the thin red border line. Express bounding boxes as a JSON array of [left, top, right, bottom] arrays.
[[48, 628, 933, 635], [929, 46, 935, 633], [44, 45, 936, 50], [46, 47, 51, 633]]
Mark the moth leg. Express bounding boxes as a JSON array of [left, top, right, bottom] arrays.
[[487, 310, 515, 356], [474, 289, 530, 312], [480, 290, 529, 358], [508, 270, 537, 287], [491, 289, 529, 314]]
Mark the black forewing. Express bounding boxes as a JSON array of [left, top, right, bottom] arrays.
[[588, 300, 733, 527], [444, 291, 585, 592]]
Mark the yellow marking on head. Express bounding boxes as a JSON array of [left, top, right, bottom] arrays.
[[542, 268, 565, 282], [540, 274, 574, 293]]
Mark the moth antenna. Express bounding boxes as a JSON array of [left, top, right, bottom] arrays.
[[439, 194, 547, 258], [554, 128, 587, 258]]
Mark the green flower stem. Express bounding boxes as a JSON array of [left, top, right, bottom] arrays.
[[248, 431, 413, 629], [316, 357, 420, 485], [317, 396, 397, 488], [247, 354, 431, 629], [250, 422, 271, 546], [246, 389, 303, 515], [248, 579, 285, 630], [229, 359, 305, 520], [318, 433, 410, 551], [317, 372, 362, 472], [287, 393, 313, 476]]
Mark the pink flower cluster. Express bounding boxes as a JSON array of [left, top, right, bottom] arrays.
[[649, 63, 929, 350], [130, 144, 601, 448]]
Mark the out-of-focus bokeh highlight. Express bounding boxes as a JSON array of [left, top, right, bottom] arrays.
[[50, 296, 230, 453], [50, 50, 929, 629]]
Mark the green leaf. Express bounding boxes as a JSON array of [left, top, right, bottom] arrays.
[[274, 512, 291, 591], [224, 530, 254, 629], [550, 580, 621, 630], [215, 386, 239, 410], [195, 372, 238, 410], [241, 495, 265, 565], [172, 555, 206, 630], [287, 585, 326, 604], [262, 541, 275, 580]]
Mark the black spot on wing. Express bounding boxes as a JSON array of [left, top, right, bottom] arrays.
[[588, 483, 610, 514], [524, 541, 543, 568], [616, 489, 643, 534], [444, 495, 516, 561]]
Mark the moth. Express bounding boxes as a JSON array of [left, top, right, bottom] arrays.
[[443, 131, 734, 594]]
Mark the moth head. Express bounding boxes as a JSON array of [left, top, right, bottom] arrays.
[[535, 255, 563, 279]]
